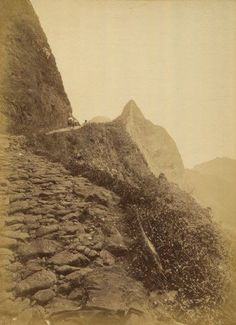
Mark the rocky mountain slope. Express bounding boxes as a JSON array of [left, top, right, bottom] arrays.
[[0, 132, 227, 325], [115, 100, 184, 182], [0, 1, 230, 324], [27, 120, 227, 323], [29, 121, 153, 189], [0, 136, 155, 324], [0, 0, 72, 135]]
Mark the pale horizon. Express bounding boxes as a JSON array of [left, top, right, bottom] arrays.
[[31, 0, 236, 168]]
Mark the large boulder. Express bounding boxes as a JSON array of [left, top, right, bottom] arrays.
[[83, 266, 149, 311], [33, 289, 55, 305], [16, 269, 57, 296], [48, 250, 89, 266], [18, 239, 61, 259]]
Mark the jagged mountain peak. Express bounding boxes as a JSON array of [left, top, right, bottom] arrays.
[[119, 99, 145, 121], [115, 101, 184, 182]]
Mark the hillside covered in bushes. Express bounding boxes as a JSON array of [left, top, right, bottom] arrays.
[[27, 120, 228, 324]]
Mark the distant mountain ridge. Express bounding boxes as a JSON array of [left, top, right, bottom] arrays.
[[194, 157, 236, 184], [89, 116, 111, 124], [183, 157, 236, 227]]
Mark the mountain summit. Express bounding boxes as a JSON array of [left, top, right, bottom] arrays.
[[116, 100, 184, 181], [119, 99, 145, 121]]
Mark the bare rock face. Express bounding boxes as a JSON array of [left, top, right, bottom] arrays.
[[0, 0, 72, 134], [116, 100, 184, 182]]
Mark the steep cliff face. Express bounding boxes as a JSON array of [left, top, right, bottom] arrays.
[[115, 100, 184, 182], [0, 0, 72, 135]]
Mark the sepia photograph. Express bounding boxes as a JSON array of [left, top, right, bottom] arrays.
[[0, 0, 236, 324]]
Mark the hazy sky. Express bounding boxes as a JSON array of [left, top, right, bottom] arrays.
[[31, 0, 236, 168]]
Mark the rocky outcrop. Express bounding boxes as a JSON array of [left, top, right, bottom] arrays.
[[115, 100, 184, 182], [0, 0, 72, 135]]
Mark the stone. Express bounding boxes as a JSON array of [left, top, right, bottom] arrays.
[[36, 225, 59, 237], [75, 245, 86, 253], [23, 214, 40, 223], [68, 288, 84, 301], [8, 201, 31, 215], [2, 230, 29, 241], [78, 233, 94, 246], [8, 223, 24, 231], [21, 261, 43, 279], [45, 297, 80, 315], [48, 250, 89, 266], [93, 242, 104, 251], [58, 283, 72, 295], [100, 250, 115, 266], [0, 248, 14, 261], [54, 265, 80, 275], [87, 249, 99, 258], [5, 215, 24, 226], [83, 247, 91, 256], [65, 268, 92, 285], [33, 289, 55, 305], [9, 193, 26, 203], [0, 236, 18, 249], [15, 270, 57, 296], [83, 266, 148, 311], [7, 261, 22, 272], [62, 222, 83, 234], [18, 239, 60, 259], [94, 257, 104, 267], [105, 231, 128, 256], [85, 193, 108, 206]]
